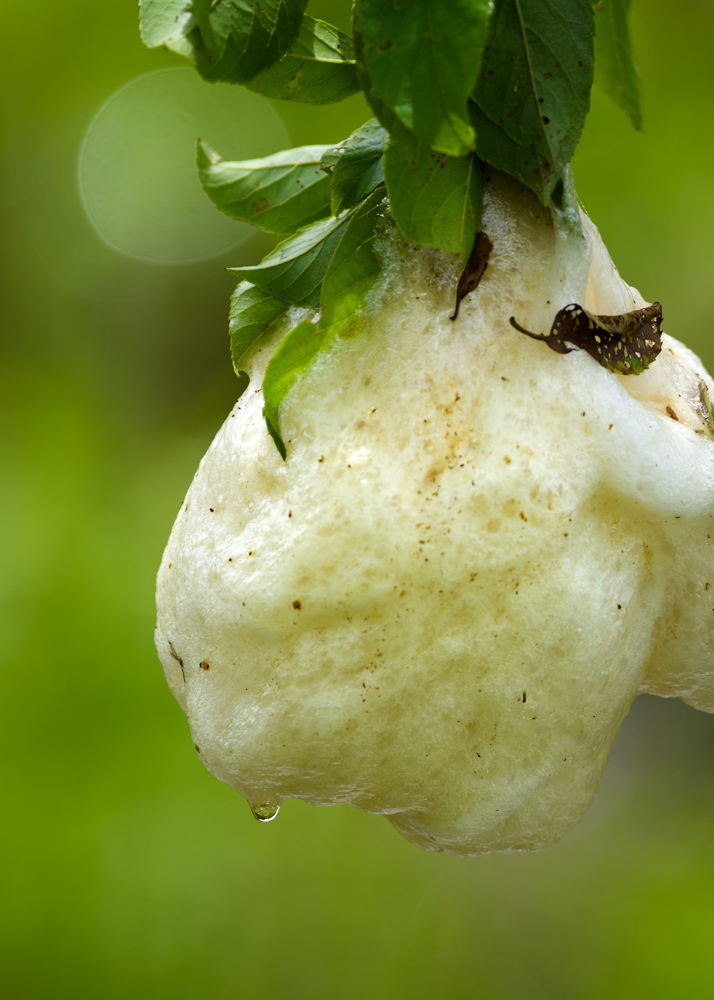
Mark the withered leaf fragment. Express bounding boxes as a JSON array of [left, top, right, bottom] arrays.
[[451, 231, 493, 320], [509, 302, 663, 375]]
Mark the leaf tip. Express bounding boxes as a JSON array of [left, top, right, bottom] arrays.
[[196, 138, 221, 170], [264, 410, 287, 461]]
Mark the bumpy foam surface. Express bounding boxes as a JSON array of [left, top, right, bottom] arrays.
[[156, 174, 714, 856]]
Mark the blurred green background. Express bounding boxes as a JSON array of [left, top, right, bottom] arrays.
[[1, 2, 713, 997]]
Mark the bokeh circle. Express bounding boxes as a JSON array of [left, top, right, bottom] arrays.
[[78, 67, 290, 263]]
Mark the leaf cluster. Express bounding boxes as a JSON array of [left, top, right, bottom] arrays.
[[140, 0, 645, 457]]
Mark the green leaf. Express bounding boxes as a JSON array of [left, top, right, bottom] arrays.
[[319, 186, 389, 338], [139, 0, 194, 49], [197, 140, 332, 235], [262, 320, 325, 458], [472, 0, 595, 201], [593, 0, 642, 129], [192, 0, 231, 60], [470, 102, 554, 202], [229, 281, 290, 375], [190, 0, 308, 85], [261, 188, 390, 458], [227, 210, 354, 307], [164, 32, 196, 59], [321, 119, 386, 215], [245, 16, 360, 104], [354, 0, 493, 156], [383, 134, 482, 261]]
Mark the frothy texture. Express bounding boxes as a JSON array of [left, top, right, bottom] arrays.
[[156, 174, 714, 856]]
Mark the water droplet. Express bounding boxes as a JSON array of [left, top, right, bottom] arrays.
[[251, 803, 280, 823]]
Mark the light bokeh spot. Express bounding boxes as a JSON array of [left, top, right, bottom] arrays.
[[78, 67, 290, 263]]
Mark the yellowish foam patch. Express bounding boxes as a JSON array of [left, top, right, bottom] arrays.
[[156, 174, 714, 857]]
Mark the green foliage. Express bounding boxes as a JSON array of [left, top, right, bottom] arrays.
[[262, 187, 389, 455], [354, 0, 492, 157], [227, 211, 353, 307], [383, 135, 481, 260], [319, 186, 389, 338], [139, 0, 194, 49], [197, 0, 307, 82], [141, 0, 641, 245], [470, 103, 553, 201], [197, 140, 332, 234], [245, 16, 360, 104], [262, 320, 323, 457], [594, 0, 643, 129], [472, 0, 595, 203], [229, 282, 290, 375], [140, 0, 645, 457], [321, 119, 386, 215]]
